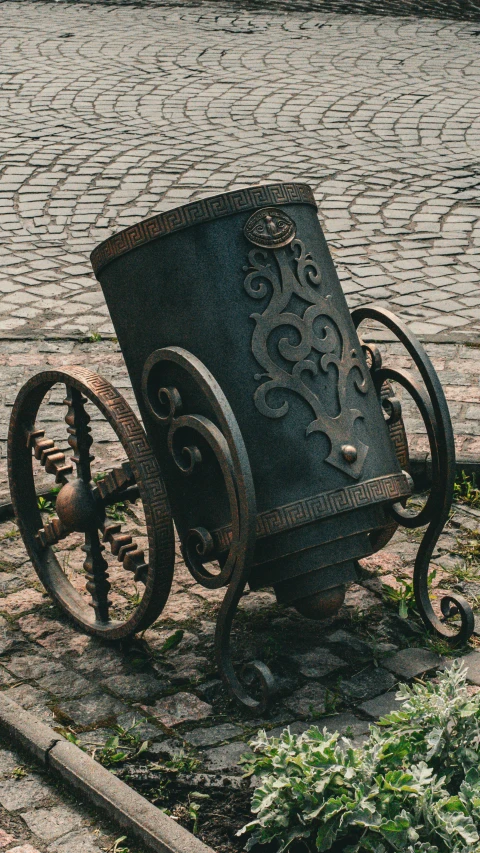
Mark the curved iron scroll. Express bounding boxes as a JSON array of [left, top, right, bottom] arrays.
[[352, 305, 474, 647], [142, 346, 275, 712]]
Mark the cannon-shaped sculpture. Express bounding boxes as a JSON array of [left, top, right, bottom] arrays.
[[8, 183, 474, 711]]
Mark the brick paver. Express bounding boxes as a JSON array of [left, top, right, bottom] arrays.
[[0, 2, 479, 339]]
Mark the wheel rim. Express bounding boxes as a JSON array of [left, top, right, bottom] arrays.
[[8, 367, 174, 639]]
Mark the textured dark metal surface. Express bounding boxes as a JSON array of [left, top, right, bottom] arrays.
[[90, 182, 421, 707], [211, 471, 410, 552], [96, 184, 409, 613], [8, 367, 175, 639]]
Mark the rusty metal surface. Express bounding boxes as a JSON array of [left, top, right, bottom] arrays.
[[353, 305, 474, 647], [8, 367, 175, 639], [211, 471, 410, 553], [142, 346, 275, 712]]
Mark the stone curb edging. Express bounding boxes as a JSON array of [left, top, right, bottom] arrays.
[[0, 693, 215, 853]]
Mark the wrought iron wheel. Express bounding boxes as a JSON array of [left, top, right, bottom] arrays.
[[8, 367, 175, 639]]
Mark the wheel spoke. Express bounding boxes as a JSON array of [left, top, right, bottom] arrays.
[[25, 427, 73, 484], [82, 528, 111, 623], [93, 461, 137, 503], [102, 520, 148, 584], [64, 386, 94, 483]]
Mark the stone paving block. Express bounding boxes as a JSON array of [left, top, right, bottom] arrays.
[[36, 670, 94, 700], [101, 673, 167, 703], [457, 651, 480, 686], [47, 831, 102, 853], [383, 648, 444, 679], [8, 846, 41, 853], [22, 805, 85, 842], [326, 630, 374, 662], [144, 692, 213, 728], [288, 647, 348, 679], [55, 692, 127, 728], [185, 723, 244, 747], [341, 667, 397, 703], [0, 830, 15, 848], [283, 683, 327, 719], [203, 742, 249, 773], [359, 692, 401, 720], [321, 713, 370, 739], [5, 685, 48, 711], [114, 713, 163, 743], [0, 748, 20, 777], [0, 776, 51, 811]]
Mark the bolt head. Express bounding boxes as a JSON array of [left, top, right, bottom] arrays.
[[341, 444, 358, 463]]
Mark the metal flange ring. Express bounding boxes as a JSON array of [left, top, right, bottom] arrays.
[[8, 367, 175, 640]]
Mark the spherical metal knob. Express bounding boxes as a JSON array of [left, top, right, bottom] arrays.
[[341, 444, 358, 463], [293, 585, 345, 620], [56, 479, 97, 533]]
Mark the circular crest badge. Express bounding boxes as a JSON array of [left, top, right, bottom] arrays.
[[244, 207, 296, 249]]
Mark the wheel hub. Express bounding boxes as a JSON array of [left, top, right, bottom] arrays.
[[56, 478, 97, 532]]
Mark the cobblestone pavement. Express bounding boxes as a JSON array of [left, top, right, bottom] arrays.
[[0, 745, 142, 853], [19, 0, 480, 22], [1, 2, 480, 850], [1, 480, 480, 850], [0, 2, 479, 340]]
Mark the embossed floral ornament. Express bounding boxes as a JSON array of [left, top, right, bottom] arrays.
[[243, 237, 370, 479], [244, 207, 296, 249]]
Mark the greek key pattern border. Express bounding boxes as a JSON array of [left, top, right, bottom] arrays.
[[213, 471, 411, 552], [90, 183, 317, 276]]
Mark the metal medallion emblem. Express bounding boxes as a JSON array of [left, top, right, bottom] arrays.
[[244, 207, 296, 248]]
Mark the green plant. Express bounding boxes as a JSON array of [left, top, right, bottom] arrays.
[[150, 748, 199, 776], [112, 837, 129, 853], [454, 471, 480, 508], [37, 495, 55, 515], [188, 791, 210, 835], [159, 629, 184, 653], [89, 331, 102, 342], [96, 723, 148, 768], [239, 661, 480, 853], [0, 528, 19, 540], [382, 572, 436, 620], [11, 766, 27, 779], [106, 500, 126, 521]]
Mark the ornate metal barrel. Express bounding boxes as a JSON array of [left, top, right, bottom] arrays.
[[91, 183, 411, 617]]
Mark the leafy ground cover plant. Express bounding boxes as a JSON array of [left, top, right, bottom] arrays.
[[239, 661, 480, 853]]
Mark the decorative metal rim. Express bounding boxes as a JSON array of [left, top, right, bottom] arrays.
[[211, 471, 411, 553], [8, 367, 175, 640], [90, 183, 317, 277]]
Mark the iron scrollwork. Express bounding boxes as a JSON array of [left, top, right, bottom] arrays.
[[142, 346, 275, 713], [243, 220, 370, 479], [352, 305, 474, 647]]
